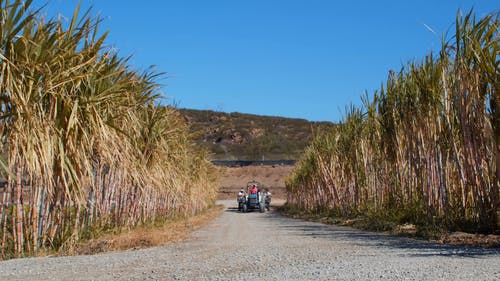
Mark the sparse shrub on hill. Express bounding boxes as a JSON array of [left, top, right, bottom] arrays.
[[0, 1, 218, 259], [287, 10, 499, 235]]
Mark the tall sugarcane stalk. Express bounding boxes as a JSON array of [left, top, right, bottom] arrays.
[[0, 1, 219, 259], [287, 9, 499, 233]]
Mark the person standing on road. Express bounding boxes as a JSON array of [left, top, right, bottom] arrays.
[[263, 188, 272, 210], [237, 188, 246, 200]]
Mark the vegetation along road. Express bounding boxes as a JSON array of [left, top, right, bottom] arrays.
[[0, 200, 498, 281]]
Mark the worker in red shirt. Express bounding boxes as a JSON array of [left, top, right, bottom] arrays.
[[250, 184, 258, 194]]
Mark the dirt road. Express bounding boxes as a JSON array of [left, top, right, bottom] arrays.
[[1, 200, 499, 280]]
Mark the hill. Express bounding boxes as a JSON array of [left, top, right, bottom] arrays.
[[179, 109, 335, 160]]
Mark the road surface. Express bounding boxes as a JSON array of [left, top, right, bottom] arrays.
[[0, 200, 499, 280]]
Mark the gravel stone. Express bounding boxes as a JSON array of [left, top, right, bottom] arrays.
[[0, 200, 498, 280]]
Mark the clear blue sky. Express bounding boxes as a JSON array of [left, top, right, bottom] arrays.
[[40, 1, 498, 122]]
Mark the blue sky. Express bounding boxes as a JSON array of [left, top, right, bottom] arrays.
[[41, 1, 498, 122]]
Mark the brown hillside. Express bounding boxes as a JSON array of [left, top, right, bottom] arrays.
[[179, 109, 335, 160]]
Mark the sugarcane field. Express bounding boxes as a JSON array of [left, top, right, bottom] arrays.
[[0, 1, 499, 280]]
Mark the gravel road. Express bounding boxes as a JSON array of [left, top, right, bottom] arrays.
[[1, 200, 499, 281]]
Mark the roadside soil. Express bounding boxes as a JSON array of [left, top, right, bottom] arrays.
[[216, 165, 292, 200], [71, 205, 225, 256]]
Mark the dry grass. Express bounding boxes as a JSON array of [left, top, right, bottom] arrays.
[[68, 205, 224, 256], [439, 232, 500, 248]]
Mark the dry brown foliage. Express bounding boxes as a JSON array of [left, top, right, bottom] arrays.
[[68, 205, 224, 256]]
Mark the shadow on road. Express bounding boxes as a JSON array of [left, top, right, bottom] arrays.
[[257, 213, 500, 258], [225, 207, 242, 213], [225, 207, 269, 214]]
